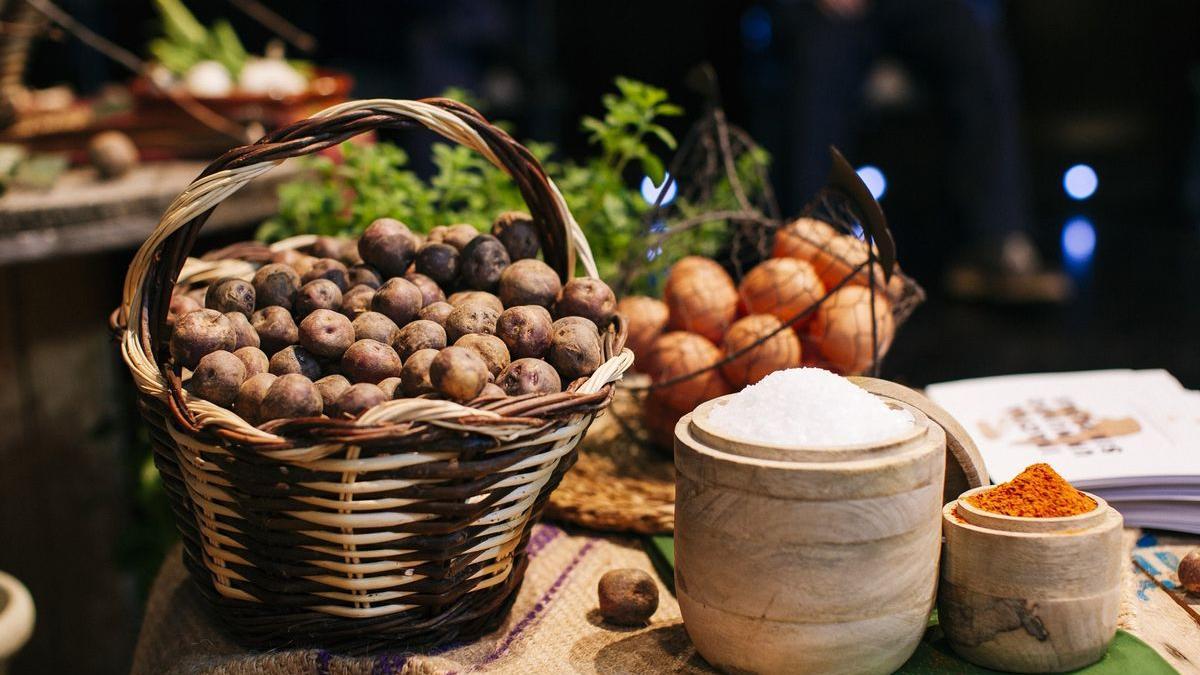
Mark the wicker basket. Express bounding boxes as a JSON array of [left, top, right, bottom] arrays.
[[113, 98, 632, 652]]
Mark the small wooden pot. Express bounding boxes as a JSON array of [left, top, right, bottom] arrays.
[[938, 487, 1124, 673], [674, 394, 946, 675]]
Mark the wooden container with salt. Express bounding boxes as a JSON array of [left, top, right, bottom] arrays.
[[938, 486, 1124, 672], [674, 389, 947, 675]]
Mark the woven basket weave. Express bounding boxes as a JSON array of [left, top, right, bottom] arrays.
[[113, 98, 632, 653]]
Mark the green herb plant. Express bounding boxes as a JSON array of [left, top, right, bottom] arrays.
[[149, 0, 250, 77], [258, 77, 768, 290]]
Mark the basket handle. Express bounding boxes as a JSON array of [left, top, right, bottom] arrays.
[[118, 98, 599, 370]]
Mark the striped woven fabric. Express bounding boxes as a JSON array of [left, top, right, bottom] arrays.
[[131, 524, 704, 674]]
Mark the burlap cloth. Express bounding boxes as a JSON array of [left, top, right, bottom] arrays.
[[131, 524, 713, 675]]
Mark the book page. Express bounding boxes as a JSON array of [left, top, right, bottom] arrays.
[[926, 370, 1200, 484]]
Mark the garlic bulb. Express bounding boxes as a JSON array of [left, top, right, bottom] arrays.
[[238, 58, 307, 98], [183, 60, 234, 98]]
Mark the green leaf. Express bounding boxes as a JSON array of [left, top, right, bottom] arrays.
[[208, 19, 247, 77], [155, 0, 207, 47], [648, 125, 677, 150], [641, 153, 665, 185]]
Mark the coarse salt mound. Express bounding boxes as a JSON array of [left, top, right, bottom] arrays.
[[705, 367, 913, 447]]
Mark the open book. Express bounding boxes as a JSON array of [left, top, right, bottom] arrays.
[[926, 370, 1200, 534]]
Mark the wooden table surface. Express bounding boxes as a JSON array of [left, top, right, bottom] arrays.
[[0, 159, 299, 673], [0, 160, 298, 266], [1122, 530, 1200, 673]]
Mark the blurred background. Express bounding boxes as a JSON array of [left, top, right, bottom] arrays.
[[2, 0, 1199, 672]]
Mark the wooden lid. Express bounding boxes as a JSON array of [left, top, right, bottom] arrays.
[[850, 376, 990, 503]]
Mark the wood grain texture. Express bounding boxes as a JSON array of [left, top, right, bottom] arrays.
[[0, 162, 295, 266], [1126, 532, 1200, 674], [0, 255, 138, 674], [849, 376, 989, 502], [674, 396, 946, 675], [938, 493, 1125, 672]]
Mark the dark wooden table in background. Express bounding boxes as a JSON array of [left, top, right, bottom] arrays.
[[0, 161, 293, 675]]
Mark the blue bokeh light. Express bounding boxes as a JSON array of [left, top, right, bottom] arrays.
[[741, 6, 772, 52], [1063, 164, 1098, 201], [1061, 216, 1096, 266], [856, 165, 887, 200], [640, 172, 678, 206]]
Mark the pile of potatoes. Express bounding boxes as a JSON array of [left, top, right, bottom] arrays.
[[619, 217, 900, 446], [167, 212, 616, 425]]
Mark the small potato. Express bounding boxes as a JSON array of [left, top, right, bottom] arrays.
[[454, 333, 510, 379], [250, 306, 298, 354], [252, 263, 300, 310], [260, 373, 323, 421], [302, 258, 350, 291], [271, 248, 313, 274], [549, 317, 604, 381], [330, 383, 388, 418], [269, 345, 322, 379], [225, 311, 261, 350], [299, 309, 355, 359], [491, 211, 540, 260], [479, 382, 507, 399], [234, 346, 269, 377], [393, 320, 447, 361], [442, 223, 480, 251], [234, 372, 276, 423], [347, 264, 383, 289], [405, 271, 447, 307], [315, 373, 351, 409], [89, 130, 138, 178], [378, 376, 402, 399], [415, 243, 460, 287], [205, 277, 256, 317], [554, 315, 600, 337], [555, 278, 616, 328], [430, 346, 489, 401], [341, 284, 376, 317], [339, 238, 364, 266], [400, 348, 439, 396], [185, 286, 206, 305], [170, 309, 236, 368], [358, 218, 417, 277], [372, 277, 423, 326], [188, 350, 247, 407], [496, 305, 553, 359], [496, 358, 561, 396], [341, 339, 403, 384], [448, 291, 503, 314], [445, 303, 500, 344], [498, 259, 561, 309], [168, 293, 201, 328], [352, 311, 400, 345], [418, 301, 454, 327], [459, 234, 511, 291], [295, 279, 343, 316], [309, 236, 344, 260], [597, 568, 659, 626]]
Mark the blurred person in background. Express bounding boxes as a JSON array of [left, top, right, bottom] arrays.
[[779, 0, 1070, 302]]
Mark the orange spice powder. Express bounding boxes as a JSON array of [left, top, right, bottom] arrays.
[[966, 463, 1096, 517]]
